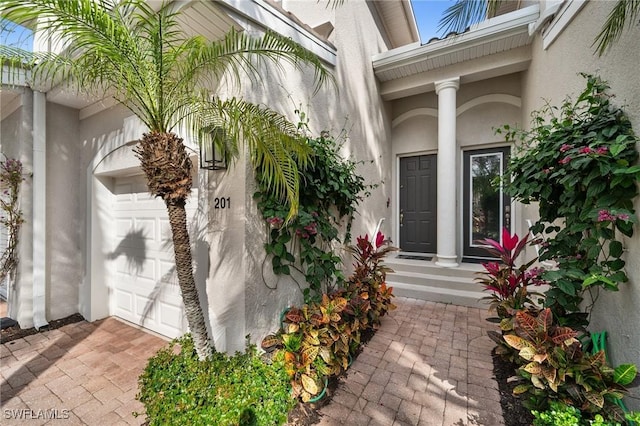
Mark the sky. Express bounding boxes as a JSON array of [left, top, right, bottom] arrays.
[[0, 0, 454, 51], [411, 0, 453, 43], [0, 19, 33, 50]]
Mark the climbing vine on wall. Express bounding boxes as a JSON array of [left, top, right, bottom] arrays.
[[499, 74, 640, 327], [254, 117, 377, 302], [0, 156, 25, 285]]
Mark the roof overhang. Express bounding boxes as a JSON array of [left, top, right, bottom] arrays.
[[373, 4, 540, 100], [5, 0, 332, 118], [371, 0, 420, 48]]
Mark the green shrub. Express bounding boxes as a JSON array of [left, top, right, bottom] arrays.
[[500, 74, 640, 328], [532, 401, 623, 426], [255, 124, 376, 303], [137, 335, 295, 425], [532, 401, 583, 426]]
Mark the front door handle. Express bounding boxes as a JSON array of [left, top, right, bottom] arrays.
[[400, 210, 404, 227]]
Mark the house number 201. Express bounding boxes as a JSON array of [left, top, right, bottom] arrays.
[[214, 197, 230, 209]]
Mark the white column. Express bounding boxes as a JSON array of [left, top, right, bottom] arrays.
[[32, 90, 48, 329], [435, 78, 460, 268]]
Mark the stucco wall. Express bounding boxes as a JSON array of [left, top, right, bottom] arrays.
[[523, 0, 640, 408], [217, 0, 395, 349], [0, 90, 33, 327], [46, 102, 81, 320]]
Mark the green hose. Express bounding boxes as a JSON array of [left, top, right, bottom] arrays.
[[590, 331, 635, 425]]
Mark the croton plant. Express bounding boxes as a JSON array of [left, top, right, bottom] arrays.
[[261, 232, 397, 402]]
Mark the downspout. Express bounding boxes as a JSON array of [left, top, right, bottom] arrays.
[[32, 90, 48, 329]]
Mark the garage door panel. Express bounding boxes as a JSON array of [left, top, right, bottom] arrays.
[[135, 295, 156, 321], [114, 289, 133, 314], [116, 219, 134, 239], [133, 218, 157, 242], [159, 303, 184, 328], [110, 174, 196, 339], [159, 259, 177, 283]]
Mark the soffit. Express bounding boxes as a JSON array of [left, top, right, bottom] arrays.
[[372, 4, 539, 97], [371, 0, 420, 48]]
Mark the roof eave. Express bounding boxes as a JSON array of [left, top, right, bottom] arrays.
[[373, 4, 540, 80]]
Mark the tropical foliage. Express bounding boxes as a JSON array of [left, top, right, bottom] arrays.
[[261, 232, 397, 402], [0, 0, 331, 359], [255, 122, 375, 302], [479, 241, 638, 423], [137, 335, 295, 426], [505, 309, 636, 423], [594, 0, 640, 55], [476, 229, 546, 362], [476, 76, 639, 424], [499, 74, 639, 328], [476, 229, 545, 316]]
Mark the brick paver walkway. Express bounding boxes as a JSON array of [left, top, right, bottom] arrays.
[[1, 318, 166, 425], [1, 297, 504, 425], [317, 298, 504, 425]]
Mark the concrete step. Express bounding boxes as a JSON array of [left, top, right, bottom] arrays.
[[385, 257, 483, 279], [384, 256, 488, 308]]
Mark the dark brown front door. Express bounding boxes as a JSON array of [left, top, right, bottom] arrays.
[[399, 155, 437, 253]]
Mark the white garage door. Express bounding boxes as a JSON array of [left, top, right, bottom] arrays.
[[110, 175, 198, 338]]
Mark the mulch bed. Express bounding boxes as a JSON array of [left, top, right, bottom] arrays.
[[0, 313, 85, 344], [492, 348, 535, 426]]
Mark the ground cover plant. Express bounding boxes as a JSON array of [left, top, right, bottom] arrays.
[[137, 335, 295, 425]]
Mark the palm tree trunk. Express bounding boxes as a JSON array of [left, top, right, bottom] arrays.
[[166, 200, 213, 360], [134, 131, 214, 360]]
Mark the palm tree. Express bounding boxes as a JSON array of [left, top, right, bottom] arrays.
[[437, 0, 638, 56], [0, 0, 331, 360], [594, 0, 639, 55]]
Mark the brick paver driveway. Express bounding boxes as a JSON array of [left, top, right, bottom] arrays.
[[1, 318, 166, 425]]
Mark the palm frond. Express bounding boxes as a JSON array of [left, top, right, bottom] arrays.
[[593, 0, 640, 56], [437, 0, 503, 35], [1, 0, 332, 219], [183, 97, 313, 220], [170, 29, 334, 102]]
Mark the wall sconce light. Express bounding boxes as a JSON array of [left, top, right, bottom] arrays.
[[200, 127, 227, 171]]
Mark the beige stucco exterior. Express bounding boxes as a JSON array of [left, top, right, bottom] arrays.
[[521, 0, 640, 408]]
